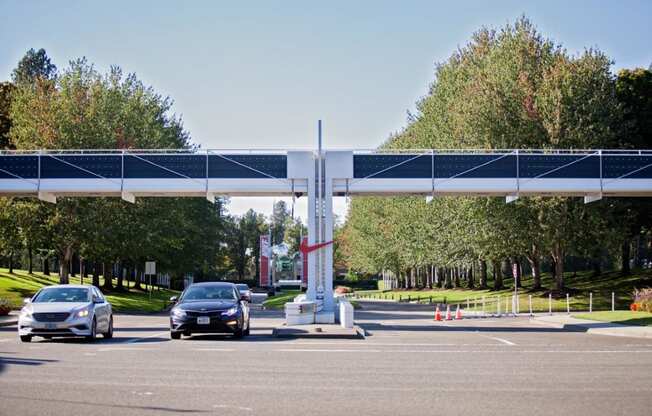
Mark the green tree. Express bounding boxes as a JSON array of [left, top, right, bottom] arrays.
[[0, 82, 14, 149], [12, 48, 57, 85]]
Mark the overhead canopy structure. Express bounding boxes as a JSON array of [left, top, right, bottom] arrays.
[[1, 147, 651, 318]]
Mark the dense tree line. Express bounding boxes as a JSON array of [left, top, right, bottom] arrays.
[[340, 18, 652, 293], [0, 49, 303, 288]]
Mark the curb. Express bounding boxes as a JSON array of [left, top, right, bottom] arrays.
[[0, 319, 17, 328], [531, 316, 652, 339]]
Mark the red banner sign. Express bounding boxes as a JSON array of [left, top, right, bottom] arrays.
[[259, 235, 270, 287]]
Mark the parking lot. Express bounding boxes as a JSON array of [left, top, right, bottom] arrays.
[[2, 301, 652, 416]]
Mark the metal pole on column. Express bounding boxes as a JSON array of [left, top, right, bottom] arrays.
[[316, 120, 323, 302]]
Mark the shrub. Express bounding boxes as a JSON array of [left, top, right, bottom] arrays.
[[0, 298, 11, 316]]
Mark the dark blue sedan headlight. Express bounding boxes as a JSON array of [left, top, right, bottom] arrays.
[[221, 305, 239, 316]]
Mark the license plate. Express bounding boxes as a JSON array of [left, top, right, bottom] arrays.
[[45, 323, 57, 330], [197, 316, 210, 325]]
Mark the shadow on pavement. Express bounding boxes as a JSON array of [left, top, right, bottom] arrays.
[[32, 336, 170, 345], [0, 394, 211, 413], [0, 356, 58, 374], [114, 326, 170, 332]]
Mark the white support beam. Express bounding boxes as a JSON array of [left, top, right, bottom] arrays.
[[37, 192, 57, 204], [506, 195, 519, 203], [121, 191, 135, 204], [584, 194, 603, 204]]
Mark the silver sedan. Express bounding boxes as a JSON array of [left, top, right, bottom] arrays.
[[18, 285, 113, 342]]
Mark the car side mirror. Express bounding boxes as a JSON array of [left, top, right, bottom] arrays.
[[169, 296, 178, 303], [93, 296, 103, 304], [23, 297, 31, 305], [240, 295, 249, 302]]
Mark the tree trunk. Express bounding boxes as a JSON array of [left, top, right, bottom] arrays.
[[467, 266, 474, 289], [133, 264, 142, 290], [492, 261, 503, 290], [479, 260, 487, 289], [92, 263, 100, 287], [43, 257, 50, 276], [527, 255, 541, 290], [444, 268, 453, 289], [102, 262, 113, 290], [551, 243, 564, 291], [117, 263, 125, 290], [8, 251, 14, 274], [28, 246, 33, 274], [454, 267, 461, 288], [434, 267, 440, 287], [83, 260, 89, 278], [59, 246, 73, 284], [621, 239, 631, 275], [592, 257, 602, 276]]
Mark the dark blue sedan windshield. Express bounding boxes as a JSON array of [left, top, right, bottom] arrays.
[[181, 286, 236, 302]]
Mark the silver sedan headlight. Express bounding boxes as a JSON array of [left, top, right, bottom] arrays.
[[76, 308, 90, 318], [19, 308, 32, 319]]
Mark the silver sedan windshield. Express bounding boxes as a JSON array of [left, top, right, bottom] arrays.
[[33, 288, 90, 303]]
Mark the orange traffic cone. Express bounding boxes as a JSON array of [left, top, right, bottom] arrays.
[[455, 305, 462, 320], [434, 305, 442, 321], [445, 304, 452, 320]]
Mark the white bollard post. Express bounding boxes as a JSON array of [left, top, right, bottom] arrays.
[[512, 295, 517, 317], [482, 296, 486, 317], [505, 296, 509, 315], [566, 293, 570, 315], [467, 298, 470, 310], [589, 292, 593, 313], [496, 296, 501, 317], [516, 294, 520, 314], [612, 292, 615, 312], [528, 294, 533, 317], [549, 293, 552, 315]]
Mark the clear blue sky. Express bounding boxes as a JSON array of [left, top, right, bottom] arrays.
[[2, 0, 651, 219]]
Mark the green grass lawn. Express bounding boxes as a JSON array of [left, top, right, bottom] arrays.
[[354, 268, 652, 313], [574, 311, 652, 326], [0, 268, 178, 313], [263, 290, 302, 309]]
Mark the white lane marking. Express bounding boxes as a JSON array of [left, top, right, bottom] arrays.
[[193, 348, 236, 352], [84, 352, 97, 356], [278, 348, 383, 353], [124, 331, 169, 344], [476, 333, 517, 346], [98, 347, 158, 352], [132, 391, 154, 396], [213, 404, 253, 412], [487, 336, 516, 346], [0, 339, 12, 343]]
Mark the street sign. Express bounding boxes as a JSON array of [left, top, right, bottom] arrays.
[[146, 261, 156, 275]]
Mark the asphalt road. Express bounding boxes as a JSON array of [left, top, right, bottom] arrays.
[[1, 301, 652, 416]]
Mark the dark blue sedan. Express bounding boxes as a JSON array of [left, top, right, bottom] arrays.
[[169, 282, 250, 339]]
